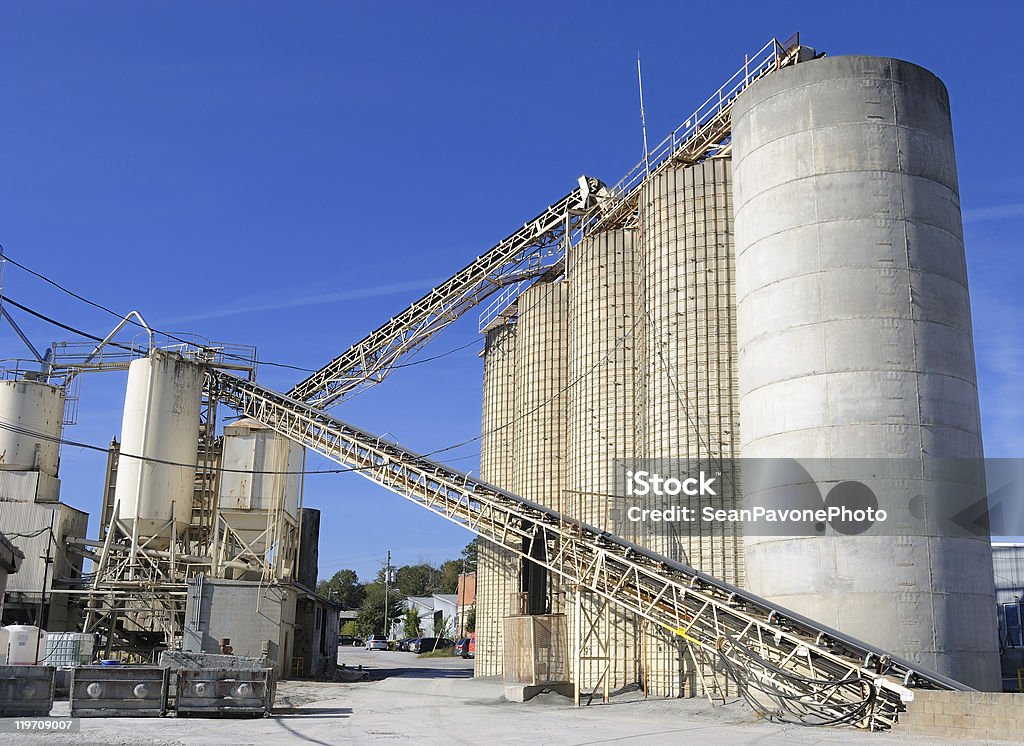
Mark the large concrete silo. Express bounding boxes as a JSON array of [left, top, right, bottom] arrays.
[[636, 158, 743, 697], [513, 281, 569, 615], [474, 322, 520, 677], [637, 157, 743, 584], [732, 56, 999, 689], [565, 229, 640, 691]]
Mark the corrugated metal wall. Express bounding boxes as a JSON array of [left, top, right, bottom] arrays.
[[0, 500, 87, 630]]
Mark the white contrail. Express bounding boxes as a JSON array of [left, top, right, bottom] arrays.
[[962, 203, 1024, 224], [160, 278, 438, 325]]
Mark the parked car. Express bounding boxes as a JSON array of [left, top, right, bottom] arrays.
[[339, 635, 363, 647], [411, 637, 455, 654], [454, 638, 471, 657], [397, 637, 417, 652], [468, 633, 475, 658], [365, 634, 389, 651]]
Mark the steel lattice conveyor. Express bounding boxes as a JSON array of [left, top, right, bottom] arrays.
[[209, 368, 968, 731]]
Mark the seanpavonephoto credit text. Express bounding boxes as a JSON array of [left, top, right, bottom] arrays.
[[625, 504, 890, 525]]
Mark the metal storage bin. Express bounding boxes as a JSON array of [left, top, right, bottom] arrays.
[[0, 665, 55, 716], [70, 665, 169, 717], [175, 668, 273, 717]]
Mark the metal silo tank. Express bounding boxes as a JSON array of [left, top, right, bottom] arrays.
[[733, 55, 999, 689], [0, 379, 65, 478], [114, 350, 203, 546], [566, 228, 639, 691], [475, 321, 519, 677], [217, 418, 303, 561]]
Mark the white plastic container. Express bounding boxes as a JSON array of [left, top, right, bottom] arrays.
[[45, 632, 94, 667], [5, 625, 47, 665]]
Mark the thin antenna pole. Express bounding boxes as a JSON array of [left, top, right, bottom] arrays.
[[638, 53, 650, 176]]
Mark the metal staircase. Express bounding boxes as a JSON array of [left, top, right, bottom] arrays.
[[209, 368, 967, 730]]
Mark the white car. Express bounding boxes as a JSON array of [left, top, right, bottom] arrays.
[[365, 635, 389, 651]]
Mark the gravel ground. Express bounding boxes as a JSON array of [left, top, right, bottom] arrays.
[[0, 650, 983, 745]]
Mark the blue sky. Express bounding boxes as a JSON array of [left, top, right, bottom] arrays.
[[2, 3, 1022, 583]]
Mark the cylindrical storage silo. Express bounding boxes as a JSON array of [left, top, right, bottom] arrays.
[[114, 350, 203, 546], [637, 157, 743, 582], [636, 158, 742, 697], [0, 379, 65, 477], [513, 281, 569, 615], [566, 228, 640, 691], [733, 56, 999, 689], [475, 322, 519, 678]]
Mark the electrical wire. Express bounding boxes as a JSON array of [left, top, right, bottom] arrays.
[[0, 249, 480, 375], [0, 415, 478, 475], [0, 292, 638, 495], [1, 251, 643, 500]]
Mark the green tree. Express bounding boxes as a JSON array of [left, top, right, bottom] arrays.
[[402, 607, 421, 638], [465, 605, 476, 634], [357, 582, 405, 638], [316, 569, 366, 610], [433, 614, 453, 639], [394, 563, 438, 596], [340, 620, 360, 636], [438, 560, 462, 594], [460, 539, 478, 572]]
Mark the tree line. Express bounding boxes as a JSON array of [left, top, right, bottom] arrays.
[[317, 538, 478, 638]]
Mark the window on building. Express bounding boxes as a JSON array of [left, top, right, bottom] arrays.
[[1002, 603, 1023, 647]]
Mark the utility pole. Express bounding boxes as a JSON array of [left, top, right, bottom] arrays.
[[382, 550, 391, 639], [458, 556, 466, 639]]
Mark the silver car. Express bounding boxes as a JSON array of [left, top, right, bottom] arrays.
[[365, 634, 389, 651]]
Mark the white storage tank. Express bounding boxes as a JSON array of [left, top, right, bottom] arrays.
[[5, 625, 46, 665], [114, 350, 203, 544], [217, 418, 303, 556], [0, 379, 65, 477], [218, 419, 302, 519]]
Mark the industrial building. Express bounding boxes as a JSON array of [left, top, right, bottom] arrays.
[[993, 543, 1024, 691], [0, 329, 338, 678], [0, 532, 22, 619], [0, 375, 88, 632], [475, 50, 1000, 698], [0, 33, 1015, 733]]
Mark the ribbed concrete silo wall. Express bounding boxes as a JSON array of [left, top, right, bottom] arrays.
[[566, 229, 640, 691], [636, 157, 742, 697], [637, 157, 743, 581], [513, 281, 569, 616], [733, 55, 999, 689], [475, 322, 520, 678]]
